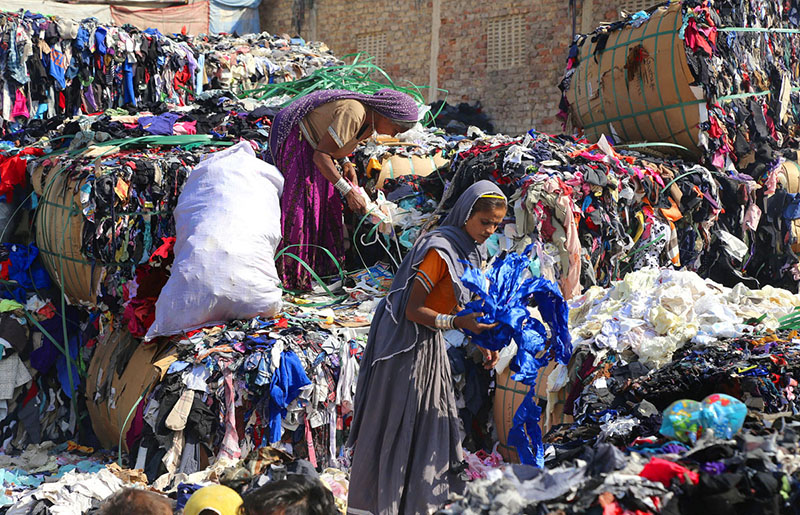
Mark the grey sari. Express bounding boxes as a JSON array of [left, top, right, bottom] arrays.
[[346, 181, 506, 515]]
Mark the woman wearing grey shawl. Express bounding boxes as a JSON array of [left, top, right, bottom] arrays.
[[347, 181, 508, 514]]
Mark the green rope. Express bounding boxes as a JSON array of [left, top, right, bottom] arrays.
[[44, 135, 233, 158], [717, 27, 800, 34], [659, 168, 704, 194], [619, 14, 648, 142], [637, 14, 662, 141], [619, 232, 666, 274], [118, 389, 148, 466], [240, 54, 444, 125], [617, 142, 690, 151], [34, 164, 81, 429], [652, 10, 680, 145], [582, 98, 705, 130], [274, 244, 348, 307], [671, 9, 695, 148]]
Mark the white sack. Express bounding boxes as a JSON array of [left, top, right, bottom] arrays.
[[145, 142, 283, 340]]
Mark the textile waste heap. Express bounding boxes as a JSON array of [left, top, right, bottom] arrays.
[[1, 4, 800, 515], [560, 0, 800, 175], [0, 7, 339, 132], [439, 269, 800, 514]]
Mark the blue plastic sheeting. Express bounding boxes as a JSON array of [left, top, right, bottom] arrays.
[[210, 0, 260, 35], [458, 248, 572, 467], [213, 0, 261, 8]]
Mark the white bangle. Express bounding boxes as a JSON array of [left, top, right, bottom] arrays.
[[334, 177, 352, 196]]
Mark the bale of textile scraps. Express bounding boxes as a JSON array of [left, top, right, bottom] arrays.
[[560, 1, 800, 172], [561, 3, 703, 155]]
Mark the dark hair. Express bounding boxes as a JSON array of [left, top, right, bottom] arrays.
[[97, 488, 172, 515], [390, 118, 418, 131], [240, 476, 339, 515], [469, 195, 507, 218]]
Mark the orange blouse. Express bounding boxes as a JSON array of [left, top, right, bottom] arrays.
[[415, 249, 458, 315]]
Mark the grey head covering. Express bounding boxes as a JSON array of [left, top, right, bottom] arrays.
[[367, 180, 506, 363]]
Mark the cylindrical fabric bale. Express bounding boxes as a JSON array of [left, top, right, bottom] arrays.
[[375, 153, 449, 190], [85, 326, 175, 451], [566, 2, 703, 155], [493, 362, 572, 463], [31, 160, 102, 306]]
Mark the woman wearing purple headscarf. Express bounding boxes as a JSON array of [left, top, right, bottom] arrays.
[[269, 89, 420, 291]]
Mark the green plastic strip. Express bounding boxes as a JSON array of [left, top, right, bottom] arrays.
[[717, 27, 800, 34], [582, 98, 705, 129], [609, 21, 634, 142], [670, 8, 695, 148], [118, 389, 148, 466], [241, 54, 446, 126], [274, 244, 348, 306], [44, 135, 233, 158], [717, 87, 800, 102], [571, 31, 603, 130], [617, 142, 690, 151], [651, 9, 680, 145], [620, 17, 648, 142], [575, 29, 678, 68], [620, 232, 666, 273], [660, 168, 704, 194]]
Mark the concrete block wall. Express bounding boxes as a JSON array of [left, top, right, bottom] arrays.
[[259, 0, 633, 136]]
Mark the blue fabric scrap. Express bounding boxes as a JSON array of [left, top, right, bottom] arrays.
[[268, 350, 311, 443], [458, 247, 572, 467]]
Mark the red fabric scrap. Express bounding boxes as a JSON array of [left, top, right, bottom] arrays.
[[639, 457, 699, 487]]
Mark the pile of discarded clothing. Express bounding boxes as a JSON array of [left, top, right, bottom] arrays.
[[8, 88, 276, 150], [567, 267, 800, 367], [438, 130, 800, 295], [559, 0, 800, 174], [440, 419, 800, 514], [2, 440, 349, 513], [103, 317, 366, 484], [192, 34, 339, 95], [438, 280, 800, 513], [429, 100, 495, 135], [0, 441, 121, 509], [28, 142, 210, 307], [0, 9, 339, 131]]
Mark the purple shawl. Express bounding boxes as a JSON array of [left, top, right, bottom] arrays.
[[268, 89, 419, 161]]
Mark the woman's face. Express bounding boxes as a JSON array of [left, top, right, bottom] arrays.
[[463, 206, 506, 244], [372, 113, 404, 136]]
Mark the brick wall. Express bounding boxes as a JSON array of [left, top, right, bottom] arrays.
[[259, 0, 632, 136], [259, 0, 294, 37]]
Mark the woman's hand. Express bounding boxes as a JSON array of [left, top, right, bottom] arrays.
[[342, 161, 358, 184], [346, 189, 367, 214], [455, 312, 498, 335], [478, 347, 500, 370]]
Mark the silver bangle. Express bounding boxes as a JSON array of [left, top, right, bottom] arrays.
[[334, 177, 352, 196], [435, 314, 456, 330]]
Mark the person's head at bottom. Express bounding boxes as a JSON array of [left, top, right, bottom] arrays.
[[240, 475, 339, 515], [184, 484, 244, 515], [97, 487, 173, 515]]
